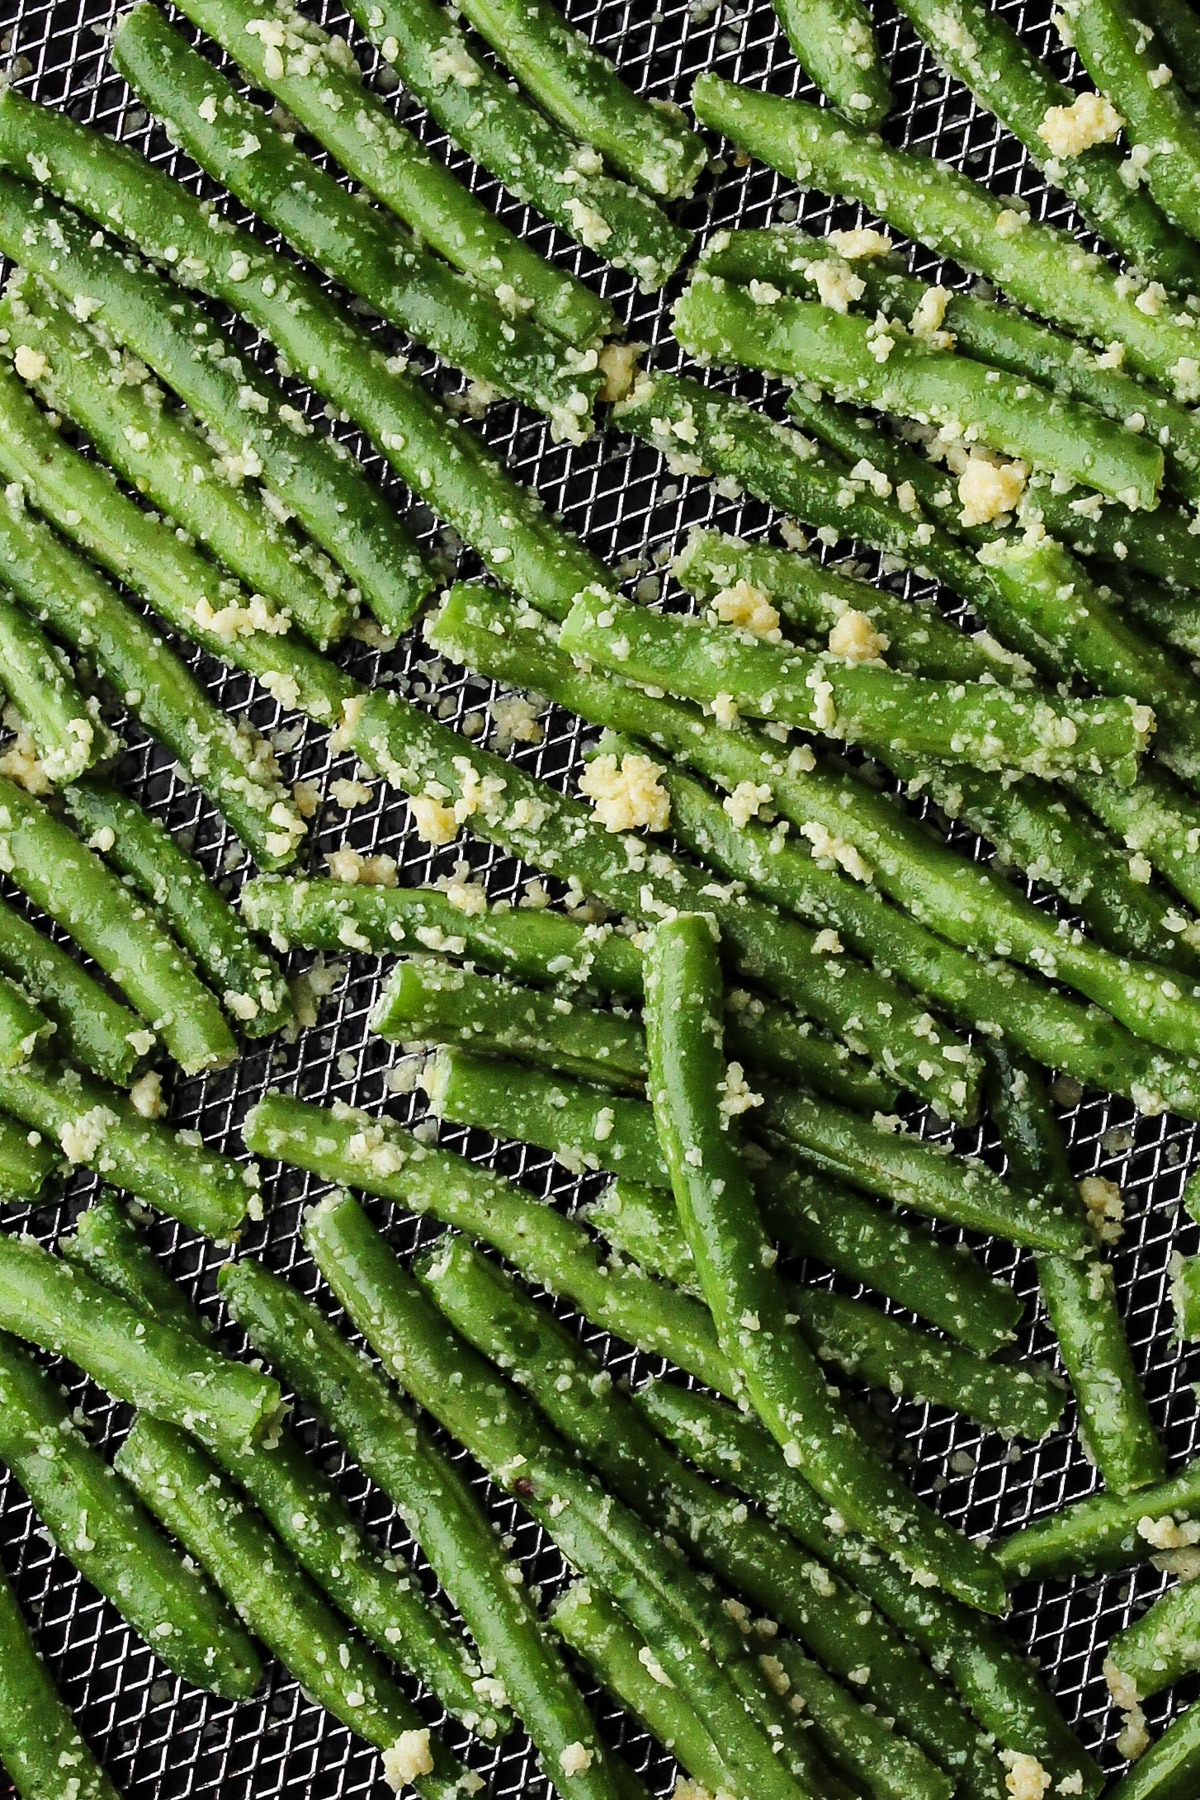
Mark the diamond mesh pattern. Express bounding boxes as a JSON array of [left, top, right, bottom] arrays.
[[1, 0, 1198, 1791]]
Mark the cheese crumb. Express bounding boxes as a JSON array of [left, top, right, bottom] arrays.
[[13, 343, 48, 382], [1079, 1174, 1124, 1245], [1137, 1513, 1200, 1550], [711, 579, 781, 639], [958, 454, 1027, 527], [382, 1729, 435, 1791], [827, 608, 889, 663], [325, 846, 398, 887], [1000, 1751, 1051, 1800], [489, 692, 544, 753], [129, 1072, 166, 1120], [409, 793, 459, 847], [558, 1743, 594, 1777], [827, 228, 893, 259], [724, 780, 773, 827], [718, 1061, 762, 1117], [1038, 91, 1124, 157], [578, 753, 670, 833], [810, 257, 865, 313]]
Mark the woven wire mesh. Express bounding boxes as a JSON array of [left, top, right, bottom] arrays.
[[0, 0, 1198, 1790]]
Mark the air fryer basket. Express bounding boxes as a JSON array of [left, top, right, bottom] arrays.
[[1, 0, 1197, 1790]]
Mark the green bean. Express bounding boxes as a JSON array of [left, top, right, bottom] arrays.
[[689, 73, 1200, 397], [429, 1042, 1093, 1256], [561, 584, 1150, 784], [0, 776, 234, 1074], [893, 0, 1200, 289], [0, 1112, 56, 1202], [420, 1233, 962, 1800], [372, 957, 645, 1088], [305, 1192, 833, 1800], [170, 0, 610, 345], [642, 1379, 1104, 1798], [700, 229, 1200, 503], [549, 1582, 734, 1798], [244, 876, 897, 1110], [768, 0, 889, 124], [1074, 761, 1200, 918], [674, 272, 1164, 507], [0, 105, 607, 621], [0, 484, 305, 869], [115, 1417, 471, 1800], [673, 530, 1200, 973], [0, 893, 145, 1086], [1138, 0, 1200, 100], [0, 1330, 262, 1697], [0, 1235, 279, 1440], [0, 586, 112, 784], [112, 6, 602, 439], [0, 1060, 257, 1241], [0, 963, 49, 1071], [349, 687, 979, 1118], [425, 583, 1200, 1115], [0, 184, 430, 639], [774, 1641, 955, 1800], [988, 1043, 1164, 1494], [1064, 0, 1200, 245], [1173, 1254, 1200, 1340], [0, 358, 357, 740], [593, 1165, 1022, 1356], [995, 1461, 1200, 1584], [0, 1561, 121, 1800], [4, 276, 352, 650], [642, 912, 1006, 1612], [446, 0, 703, 199], [1112, 568, 1200, 661], [1106, 1699, 1200, 1800], [1107, 1579, 1200, 1708], [219, 1255, 646, 1800], [59, 1198, 505, 1741], [64, 781, 291, 1041], [338, 0, 689, 286]]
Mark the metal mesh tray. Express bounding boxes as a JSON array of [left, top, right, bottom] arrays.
[[2, 0, 1199, 1790]]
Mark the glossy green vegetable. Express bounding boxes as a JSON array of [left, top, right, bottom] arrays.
[[767, 0, 889, 124], [0, 1329, 262, 1697], [63, 781, 291, 1041], [0, 893, 144, 1086], [1106, 1699, 1200, 1800], [0, 1562, 121, 1800], [1107, 1578, 1200, 1707], [0, 1112, 56, 1203], [0, 585, 112, 784], [995, 1460, 1200, 1583]]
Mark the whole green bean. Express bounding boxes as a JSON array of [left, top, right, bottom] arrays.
[[59, 1197, 505, 1740], [4, 277, 353, 650], [892, 0, 1200, 288], [0, 1330, 262, 1697], [642, 913, 1005, 1612], [305, 1192, 834, 1799], [0, 586, 112, 783], [64, 781, 291, 1041], [0, 893, 145, 1086], [371, 957, 645, 1089], [425, 582, 1200, 1115], [549, 1582, 734, 1798], [643, 1379, 1104, 1797], [995, 1461, 1200, 1584], [424, 1234, 966, 1800], [1106, 1699, 1200, 1800], [219, 1254, 647, 1800], [0, 482, 305, 868], [561, 584, 1150, 784], [0, 183, 430, 638], [1063, 0, 1200, 244], [690, 73, 1200, 397], [115, 1417, 470, 1800], [674, 272, 1165, 507], [446, 0, 704, 199], [0, 105, 608, 621], [169, 0, 610, 344], [429, 1042, 1093, 1256], [244, 875, 897, 1110], [988, 1043, 1163, 1494], [112, 7, 602, 439], [338, 0, 690, 286], [0, 1235, 279, 1441], [0, 776, 234, 1074], [0, 359, 357, 738], [0, 1112, 56, 1203], [0, 1060, 256, 1241], [700, 229, 1200, 503], [0, 1562, 121, 1800], [349, 687, 979, 1117]]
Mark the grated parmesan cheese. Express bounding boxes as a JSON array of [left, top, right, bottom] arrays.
[[710, 579, 781, 639], [1038, 90, 1124, 158], [958, 454, 1027, 527], [827, 608, 889, 663], [578, 752, 670, 834]]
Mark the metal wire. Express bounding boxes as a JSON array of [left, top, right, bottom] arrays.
[[1, 0, 1199, 1790]]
